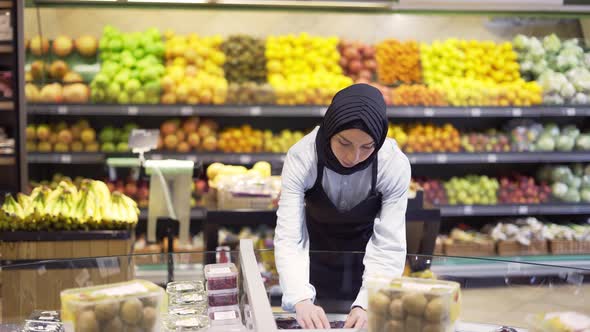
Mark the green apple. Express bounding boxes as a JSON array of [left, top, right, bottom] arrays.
[[108, 38, 123, 52], [114, 71, 131, 85], [140, 67, 159, 83], [102, 62, 120, 78], [93, 73, 109, 89], [107, 82, 121, 101], [101, 142, 116, 153], [147, 95, 159, 105], [130, 90, 146, 104], [133, 48, 145, 60], [117, 92, 130, 104], [123, 35, 139, 51], [125, 79, 141, 95], [91, 89, 105, 102], [122, 56, 136, 69], [144, 79, 161, 96], [116, 142, 129, 153]]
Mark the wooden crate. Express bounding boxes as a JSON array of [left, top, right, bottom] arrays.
[[497, 240, 548, 256], [444, 241, 496, 257], [550, 239, 590, 254], [0, 231, 134, 324]]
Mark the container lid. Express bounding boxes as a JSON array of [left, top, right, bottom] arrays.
[[208, 305, 242, 325], [205, 263, 238, 279], [371, 276, 460, 295], [207, 287, 239, 295], [166, 280, 205, 294], [60, 279, 162, 303]]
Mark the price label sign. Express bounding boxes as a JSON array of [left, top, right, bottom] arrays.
[[249, 106, 262, 116], [518, 205, 529, 215], [424, 108, 435, 117], [151, 154, 163, 160], [471, 108, 482, 117], [463, 205, 474, 215], [487, 154, 498, 163], [315, 108, 327, 117], [127, 106, 139, 115], [60, 154, 72, 164], [512, 108, 522, 117], [186, 155, 197, 162], [239, 155, 252, 164], [436, 154, 448, 164], [409, 156, 417, 164], [565, 108, 576, 116], [180, 106, 194, 116], [57, 106, 68, 115]]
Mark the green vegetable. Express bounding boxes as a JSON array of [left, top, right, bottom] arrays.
[[562, 188, 581, 203], [575, 135, 590, 150], [556, 135, 575, 151], [552, 182, 568, 199], [551, 166, 573, 183], [535, 135, 555, 151], [581, 189, 590, 203]]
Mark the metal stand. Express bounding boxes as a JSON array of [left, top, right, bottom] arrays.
[[156, 217, 179, 284]]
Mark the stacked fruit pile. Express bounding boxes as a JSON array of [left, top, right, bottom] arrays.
[[266, 33, 352, 105], [513, 34, 590, 105], [98, 124, 136, 153], [0, 179, 139, 231], [226, 82, 276, 105], [498, 174, 551, 204], [387, 124, 408, 149], [392, 85, 447, 106], [158, 118, 219, 152], [221, 35, 266, 83], [404, 123, 461, 153], [444, 175, 499, 205], [537, 164, 590, 203], [460, 130, 512, 153], [26, 120, 98, 153], [264, 129, 305, 153], [416, 178, 448, 206], [218, 125, 265, 153], [162, 33, 227, 105], [338, 40, 377, 81], [25, 34, 98, 104], [91, 26, 165, 104], [509, 122, 590, 152], [376, 39, 421, 85]]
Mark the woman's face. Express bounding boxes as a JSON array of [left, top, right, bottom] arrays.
[[330, 129, 376, 168]]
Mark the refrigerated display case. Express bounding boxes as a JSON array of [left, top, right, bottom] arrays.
[[2, 239, 589, 331]]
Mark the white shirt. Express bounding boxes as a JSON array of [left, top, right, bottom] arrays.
[[274, 127, 411, 311]]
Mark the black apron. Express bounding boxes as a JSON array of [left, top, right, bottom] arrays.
[[304, 156, 382, 304]]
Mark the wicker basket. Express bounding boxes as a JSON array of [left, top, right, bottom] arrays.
[[444, 241, 496, 257], [497, 240, 548, 256], [550, 239, 590, 254]]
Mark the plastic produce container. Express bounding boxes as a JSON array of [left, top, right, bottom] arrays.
[[367, 277, 461, 332], [526, 311, 590, 332], [204, 263, 239, 290], [22, 320, 64, 332], [164, 314, 209, 331], [60, 279, 165, 332], [208, 288, 239, 307], [208, 305, 242, 326], [27, 310, 61, 323]]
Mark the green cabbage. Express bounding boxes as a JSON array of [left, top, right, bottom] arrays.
[[575, 135, 590, 150], [552, 182, 568, 199], [556, 135, 575, 151], [543, 34, 561, 54]]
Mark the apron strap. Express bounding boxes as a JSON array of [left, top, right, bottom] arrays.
[[314, 158, 325, 189], [371, 157, 378, 194]]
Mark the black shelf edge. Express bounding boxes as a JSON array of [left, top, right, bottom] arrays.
[[138, 207, 207, 220], [27, 104, 590, 118], [28, 151, 590, 165], [440, 204, 590, 217], [0, 230, 132, 242]]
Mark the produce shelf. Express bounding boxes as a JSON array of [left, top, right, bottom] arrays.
[[440, 204, 590, 217], [27, 104, 590, 118], [27, 151, 590, 165]]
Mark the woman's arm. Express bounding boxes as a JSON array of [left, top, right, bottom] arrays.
[[274, 145, 317, 312], [353, 147, 411, 309]]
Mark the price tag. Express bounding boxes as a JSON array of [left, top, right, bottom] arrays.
[[512, 108, 522, 117], [151, 154, 163, 160], [471, 108, 481, 117], [249, 106, 262, 116], [463, 205, 474, 215], [315, 108, 327, 116], [409, 156, 417, 164], [127, 106, 139, 115], [239, 155, 252, 164], [424, 108, 434, 117], [279, 155, 286, 162], [60, 154, 72, 164], [180, 106, 194, 116], [487, 154, 498, 163], [436, 154, 448, 164], [518, 205, 529, 215], [186, 155, 197, 162], [565, 108, 576, 116], [57, 106, 68, 115]]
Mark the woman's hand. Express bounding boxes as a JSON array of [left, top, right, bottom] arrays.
[[344, 306, 368, 328], [295, 299, 331, 329]]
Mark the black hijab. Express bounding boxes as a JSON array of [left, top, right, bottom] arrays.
[[316, 83, 388, 175]]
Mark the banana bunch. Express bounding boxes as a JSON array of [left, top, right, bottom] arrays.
[[0, 178, 140, 231]]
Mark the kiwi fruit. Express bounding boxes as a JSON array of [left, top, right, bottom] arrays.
[[76, 310, 99, 332], [389, 299, 406, 320], [140, 296, 158, 308], [423, 322, 446, 332], [370, 291, 392, 315], [369, 313, 385, 332], [94, 301, 120, 321], [384, 319, 404, 332], [120, 298, 144, 325], [424, 298, 447, 322], [405, 315, 423, 332], [141, 306, 157, 329], [402, 293, 428, 316], [102, 317, 123, 332]]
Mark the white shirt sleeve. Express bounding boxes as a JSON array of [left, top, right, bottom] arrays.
[[352, 142, 411, 309], [274, 133, 317, 312]]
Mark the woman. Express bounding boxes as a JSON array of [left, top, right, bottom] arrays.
[[274, 84, 411, 329]]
